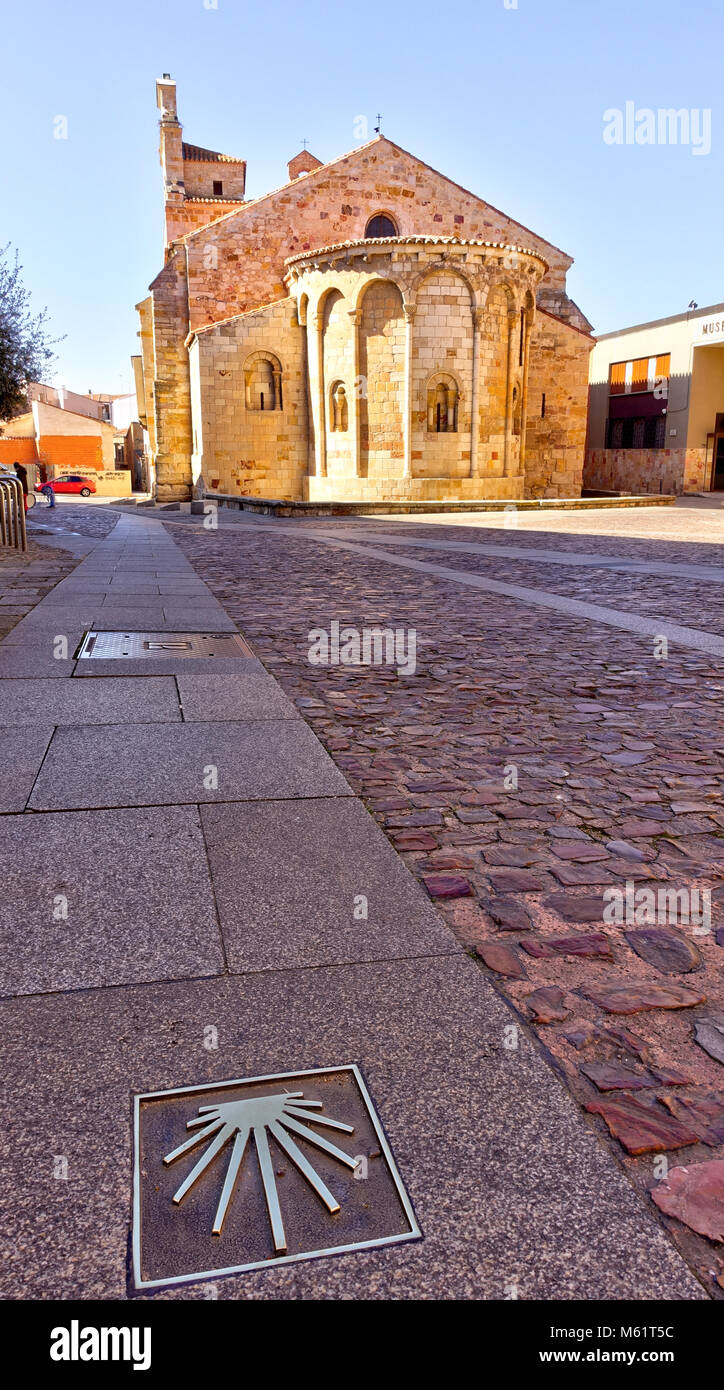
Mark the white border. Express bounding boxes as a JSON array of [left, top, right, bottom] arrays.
[[132, 1063, 421, 1290]]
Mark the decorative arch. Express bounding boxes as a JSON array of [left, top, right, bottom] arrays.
[[425, 371, 460, 434], [244, 350, 283, 411], [321, 286, 345, 329], [358, 279, 405, 475], [408, 260, 478, 312], [483, 276, 519, 313], [355, 274, 401, 313], [297, 292, 309, 327]]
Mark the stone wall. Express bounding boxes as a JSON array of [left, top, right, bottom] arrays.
[[322, 289, 355, 476], [165, 199, 247, 243], [285, 239, 547, 500], [306, 475, 522, 502], [479, 284, 514, 480], [583, 447, 708, 495], [358, 280, 406, 478], [136, 297, 157, 463], [190, 297, 307, 499], [182, 139, 575, 335], [524, 311, 592, 498], [411, 271, 473, 477], [182, 158, 246, 201], [149, 253, 193, 500]]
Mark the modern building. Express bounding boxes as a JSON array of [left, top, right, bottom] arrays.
[[135, 76, 594, 504], [585, 303, 724, 495], [0, 385, 139, 494]]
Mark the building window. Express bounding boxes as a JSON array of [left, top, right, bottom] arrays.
[[541, 392, 546, 418], [426, 374, 458, 433], [244, 352, 283, 411], [213, 180, 223, 196], [330, 381, 348, 432], [365, 214, 397, 238], [607, 415, 666, 449], [519, 310, 525, 366]]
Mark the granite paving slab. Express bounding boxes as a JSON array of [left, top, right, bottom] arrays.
[[0, 646, 77, 677], [29, 719, 353, 809], [94, 609, 237, 632], [0, 727, 53, 812], [0, 957, 703, 1299], [0, 806, 224, 996], [200, 797, 459, 972], [0, 675, 181, 725], [4, 609, 99, 637], [33, 592, 109, 606], [176, 672, 299, 722], [95, 599, 171, 615]]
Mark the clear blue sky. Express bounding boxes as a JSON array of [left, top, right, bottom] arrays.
[[2, 0, 720, 393]]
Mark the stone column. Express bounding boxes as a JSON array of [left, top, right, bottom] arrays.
[[503, 307, 518, 477], [403, 304, 415, 479], [309, 312, 326, 478], [446, 388, 456, 431], [470, 306, 484, 477], [518, 310, 534, 479], [348, 309, 361, 478], [297, 307, 313, 477]]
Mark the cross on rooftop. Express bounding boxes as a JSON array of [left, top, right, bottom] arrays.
[[374, 113, 382, 133]]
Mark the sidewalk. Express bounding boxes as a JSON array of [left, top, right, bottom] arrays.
[[0, 511, 705, 1299]]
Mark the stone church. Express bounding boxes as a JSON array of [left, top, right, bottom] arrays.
[[136, 77, 593, 504]]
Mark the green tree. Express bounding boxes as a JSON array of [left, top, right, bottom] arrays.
[[0, 244, 60, 422]]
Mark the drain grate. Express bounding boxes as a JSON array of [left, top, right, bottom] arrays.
[[132, 1064, 420, 1290], [77, 630, 254, 659]]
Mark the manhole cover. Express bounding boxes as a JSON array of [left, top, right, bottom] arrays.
[[132, 1065, 420, 1290], [77, 631, 254, 659]]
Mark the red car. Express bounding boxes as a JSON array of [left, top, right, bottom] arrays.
[[43, 474, 97, 496]]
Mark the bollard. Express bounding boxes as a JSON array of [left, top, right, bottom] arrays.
[[0, 476, 27, 552]]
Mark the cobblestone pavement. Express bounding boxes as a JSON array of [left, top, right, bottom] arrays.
[[26, 501, 120, 543], [0, 504, 120, 639], [0, 541, 78, 640], [169, 499, 724, 1296]]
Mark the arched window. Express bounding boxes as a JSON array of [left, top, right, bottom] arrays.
[[244, 352, 283, 411], [330, 381, 348, 432], [426, 373, 459, 433], [365, 214, 397, 238]]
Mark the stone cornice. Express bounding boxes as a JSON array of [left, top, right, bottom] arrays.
[[285, 235, 548, 276]]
